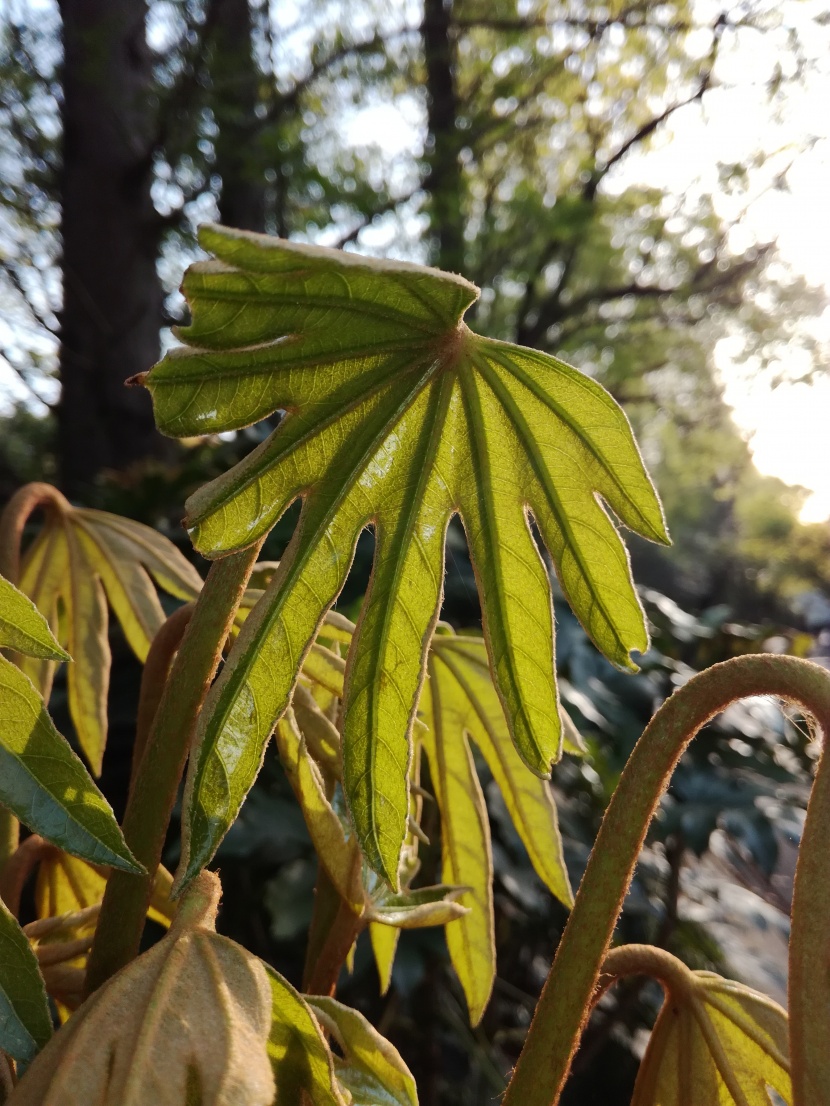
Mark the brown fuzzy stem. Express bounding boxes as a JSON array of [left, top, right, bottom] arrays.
[[502, 655, 830, 1106], [84, 541, 263, 996]]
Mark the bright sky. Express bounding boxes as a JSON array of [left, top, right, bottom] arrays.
[[612, 3, 830, 521]]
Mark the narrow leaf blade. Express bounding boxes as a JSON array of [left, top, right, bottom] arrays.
[[0, 656, 142, 873], [0, 895, 51, 1063]]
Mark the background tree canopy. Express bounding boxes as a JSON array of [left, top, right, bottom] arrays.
[[1, 2, 829, 1102]]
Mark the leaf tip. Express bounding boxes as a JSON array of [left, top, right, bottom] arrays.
[[124, 372, 149, 388]]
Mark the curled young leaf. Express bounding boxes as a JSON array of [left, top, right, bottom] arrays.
[[0, 657, 141, 873], [0, 573, 69, 661], [8, 873, 275, 1106], [16, 494, 202, 774], [147, 225, 667, 888]]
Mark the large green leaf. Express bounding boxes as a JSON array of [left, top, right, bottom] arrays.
[[0, 573, 69, 661], [631, 969, 791, 1106], [16, 502, 202, 774], [0, 894, 52, 1064], [144, 224, 667, 886], [0, 655, 141, 873], [420, 629, 573, 1023]]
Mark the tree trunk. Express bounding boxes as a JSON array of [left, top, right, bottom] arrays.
[[57, 0, 172, 497], [208, 0, 266, 232], [422, 0, 464, 274]]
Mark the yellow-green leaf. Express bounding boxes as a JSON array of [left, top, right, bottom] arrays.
[[35, 851, 174, 930], [265, 966, 346, 1106], [309, 995, 418, 1106], [144, 225, 667, 887], [0, 656, 141, 873], [630, 965, 791, 1106], [274, 710, 363, 912], [0, 573, 68, 661], [420, 630, 573, 1023], [16, 496, 202, 774]]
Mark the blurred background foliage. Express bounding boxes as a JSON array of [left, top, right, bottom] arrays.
[[1, 0, 829, 1102]]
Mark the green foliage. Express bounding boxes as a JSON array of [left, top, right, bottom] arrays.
[[0, 573, 140, 873], [0, 895, 52, 1064], [145, 223, 667, 889], [16, 504, 201, 774]]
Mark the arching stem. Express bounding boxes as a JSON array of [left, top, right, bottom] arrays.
[[502, 654, 830, 1106]]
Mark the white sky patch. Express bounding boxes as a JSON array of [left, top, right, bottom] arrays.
[[611, 9, 830, 522]]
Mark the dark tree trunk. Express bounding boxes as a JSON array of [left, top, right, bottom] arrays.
[[208, 0, 266, 232], [57, 0, 171, 498], [422, 0, 464, 274]]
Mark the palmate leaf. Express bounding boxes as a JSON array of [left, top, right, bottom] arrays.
[[419, 629, 573, 1024], [631, 969, 791, 1106], [17, 502, 202, 774], [144, 224, 668, 886]]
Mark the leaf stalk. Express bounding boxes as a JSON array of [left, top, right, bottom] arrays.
[[83, 541, 263, 996], [501, 654, 830, 1106]]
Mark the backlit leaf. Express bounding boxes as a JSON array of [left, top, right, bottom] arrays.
[[0, 573, 68, 661], [420, 629, 573, 1023], [309, 995, 418, 1106], [630, 966, 791, 1106], [0, 895, 52, 1064], [145, 225, 667, 886], [0, 656, 141, 873], [16, 498, 202, 774]]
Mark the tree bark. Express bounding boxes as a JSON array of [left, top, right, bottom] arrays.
[[422, 0, 464, 274], [57, 0, 172, 497], [208, 0, 266, 232]]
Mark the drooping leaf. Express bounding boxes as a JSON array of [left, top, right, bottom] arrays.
[[145, 225, 667, 887], [32, 851, 175, 1018], [0, 895, 52, 1064], [309, 995, 419, 1106], [630, 967, 791, 1106], [0, 656, 141, 873], [420, 629, 573, 1023], [0, 573, 69, 661], [35, 850, 174, 931], [16, 499, 202, 774], [7, 872, 275, 1106]]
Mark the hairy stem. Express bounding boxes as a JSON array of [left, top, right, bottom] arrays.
[[502, 654, 830, 1106], [303, 866, 364, 996], [129, 601, 195, 795], [0, 834, 51, 916], [0, 483, 71, 870], [84, 541, 263, 995]]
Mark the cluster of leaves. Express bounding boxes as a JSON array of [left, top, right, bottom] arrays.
[[0, 227, 816, 1106]]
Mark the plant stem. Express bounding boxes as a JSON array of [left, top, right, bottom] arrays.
[[0, 483, 70, 872], [129, 601, 195, 795], [84, 541, 263, 996], [303, 865, 363, 996], [0, 482, 69, 584], [502, 654, 830, 1106]]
